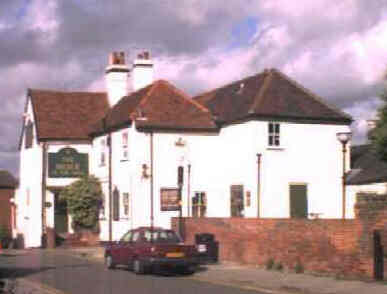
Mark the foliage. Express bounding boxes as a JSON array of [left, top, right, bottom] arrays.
[[0, 224, 10, 241], [59, 175, 103, 231], [274, 261, 283, 271], [265, 258, 275, 270], [294, 261, 304, 273], [369, 73, 387, 162]]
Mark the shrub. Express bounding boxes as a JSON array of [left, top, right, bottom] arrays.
[[265, 258, 275, 270], [294, 262, 304, 273], [0, 225, 11, 247], [274, 261, 283, 271], [59, 175, 103, 231]]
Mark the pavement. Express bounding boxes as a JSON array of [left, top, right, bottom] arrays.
[[1, 247, 386, 294]]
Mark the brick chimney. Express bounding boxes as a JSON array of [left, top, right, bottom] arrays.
[[132, 51, 154, 91], [105, 52, 129, 107]]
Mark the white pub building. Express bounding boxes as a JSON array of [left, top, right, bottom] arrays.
[[15, 51, 352, 248]]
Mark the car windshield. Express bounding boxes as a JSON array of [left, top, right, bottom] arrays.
[[143, 230, 181, 243]]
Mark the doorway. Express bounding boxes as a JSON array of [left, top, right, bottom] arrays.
[[54, 192, 68, 234], [230, 185, 244, 217]]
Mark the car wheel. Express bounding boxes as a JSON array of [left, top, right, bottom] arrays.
[[182, 265, 196, 275], [105, 255, 115, 270], [133, 259, 145, 275]]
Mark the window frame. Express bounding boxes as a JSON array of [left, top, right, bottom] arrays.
[[268, 122, 281, 147], [99, 138, 106, 166], [192, 191, 207, 218], [121, 131, 129, 161]]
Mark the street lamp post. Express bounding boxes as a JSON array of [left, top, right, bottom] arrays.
[[336, 132, 352, 219]]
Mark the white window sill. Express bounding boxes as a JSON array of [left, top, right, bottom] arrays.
[[266, 146, 285, 151], [120, 159, 129, 162]]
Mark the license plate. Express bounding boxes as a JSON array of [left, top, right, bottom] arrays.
[[198, 244, 207, 252], [166, 252, 185, 258]]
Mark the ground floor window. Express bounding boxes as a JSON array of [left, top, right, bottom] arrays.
[[230, 185, 244, 217], [192, 192, 206, 217], [289, 184, 308, 218], [123, 192, 130, 217], [113, 187, 120, 221]]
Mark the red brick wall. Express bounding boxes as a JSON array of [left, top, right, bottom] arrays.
[[173, 193, 387, 279], [0, 188, 14, 234]]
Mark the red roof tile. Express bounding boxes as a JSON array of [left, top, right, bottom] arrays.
[[29, 89, 109, 141], [91, 80, 217, 135], [194, 69, 352, 125]]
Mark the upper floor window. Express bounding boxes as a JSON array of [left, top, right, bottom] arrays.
[[100, 138, 106, 166], [25, 121, 34, 149], [268, 122, 280, 147], [121, 132, 128, 161]]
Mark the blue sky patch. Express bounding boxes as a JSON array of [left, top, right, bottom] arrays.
[[229, 16, 259, 50]]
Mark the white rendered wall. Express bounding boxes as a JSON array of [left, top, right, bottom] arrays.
[[16, 97, 43, 248], [92, 119, 351, 241]]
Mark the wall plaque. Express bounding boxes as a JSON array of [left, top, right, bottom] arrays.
[[48, 147, 89, 178], [160, 188, 180, 211]]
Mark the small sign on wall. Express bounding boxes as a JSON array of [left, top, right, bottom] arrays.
[[48, 147, 89, 178], [246, 191, 251, 207], [160, 188, 180, 211]]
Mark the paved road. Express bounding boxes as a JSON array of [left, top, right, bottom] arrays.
[[0, 250, 264, 294]]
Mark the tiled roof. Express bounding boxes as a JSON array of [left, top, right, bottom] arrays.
[[346, 144, 387, 185], [0, 170, 17, 188], [90, 80, 217, 135], [29, 89, 109, 141], [194, 69, 352, 125]]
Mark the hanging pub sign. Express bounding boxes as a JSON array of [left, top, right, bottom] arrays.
[[160, 188, 180, 211], [48, 147, 89, 178]]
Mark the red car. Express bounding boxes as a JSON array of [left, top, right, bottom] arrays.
[[104, 227, 199, 274]]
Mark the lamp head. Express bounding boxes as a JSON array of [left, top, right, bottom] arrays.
[[336, 132, 352, 144]]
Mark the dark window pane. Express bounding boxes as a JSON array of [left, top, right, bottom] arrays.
[[290, 185, 308, 218], [268, 123, 273, 133], [269, 136, 273, 146], [275, 123, 280, 133], [113, 188, 120, 221], [25, 122, 33, 149], [275, 136, 280, 146]]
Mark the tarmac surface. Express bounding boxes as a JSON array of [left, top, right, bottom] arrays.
[[1, 247, 386, 294]]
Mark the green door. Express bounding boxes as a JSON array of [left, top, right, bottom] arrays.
[[54, 192, 68, 233], [289, 184, 308, 218]]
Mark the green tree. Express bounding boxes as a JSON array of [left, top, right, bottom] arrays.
[[59, 175, 103, 231], [369, 72, 387, 161]]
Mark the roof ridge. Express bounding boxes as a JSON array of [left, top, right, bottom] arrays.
[[193, 72, 265, 101], [159, 80, 211, 113], [271, 68, 353, 121], [248, 70, 274, 113]]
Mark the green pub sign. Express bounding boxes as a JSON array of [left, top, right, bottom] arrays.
[[48, 147, 89, 178]]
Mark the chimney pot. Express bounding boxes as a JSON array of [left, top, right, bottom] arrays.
[[143, 51, 150, 60], [109, 51, 126, 65]]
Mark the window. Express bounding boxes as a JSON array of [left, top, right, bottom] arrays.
[[25, 121, 33, 149], [268, 122, 280, 147], [120, 231, 132, 242], [123, 192, 130, 216], [289, 184, 308, 218], [113, 187, 120, 221], [230, 185, 244, 217], [121, 132, 129, 161], [192, 192, 206, 217], [100, 139, 106, 166]]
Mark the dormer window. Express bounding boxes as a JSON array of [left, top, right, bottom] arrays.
[[25, 121, 34, 149], [268, 122, 280, 147]]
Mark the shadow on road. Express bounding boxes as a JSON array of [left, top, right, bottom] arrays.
[[0, 266, 56, 280]]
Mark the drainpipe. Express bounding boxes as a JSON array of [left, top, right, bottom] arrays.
[[256, 153, 262, 218], [150, 132, 154, 235], [187, 164, 191, 217], [41, 142, 47, 248]]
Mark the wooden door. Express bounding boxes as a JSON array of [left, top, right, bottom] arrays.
[[289, 184, 308, 218]]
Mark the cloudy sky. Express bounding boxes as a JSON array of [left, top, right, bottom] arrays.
[[1, 0, 387, 176]]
